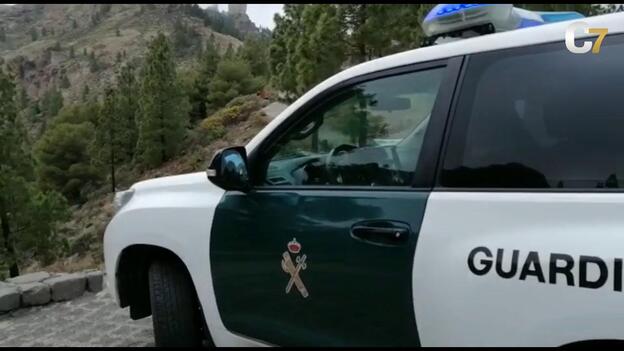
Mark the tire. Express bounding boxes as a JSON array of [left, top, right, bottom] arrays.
[[148, 258, 205, 347]]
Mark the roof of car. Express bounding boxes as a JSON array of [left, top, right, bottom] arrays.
[[247, 11, 624, 153]]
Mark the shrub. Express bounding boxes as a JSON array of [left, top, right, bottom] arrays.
[[198, 116, 226, 142]]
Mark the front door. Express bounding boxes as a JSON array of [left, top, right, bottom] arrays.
[[210, 61, 458, 346]]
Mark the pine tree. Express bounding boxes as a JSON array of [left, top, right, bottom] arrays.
[[89, 51, 100, 72], [69, 46, 75, 58], [0, 69, 26, 277], [81, 84, 90, 102], [29, 28, 38, 41], [294, 4, 345, 95], [34, 105, 99, 203], [41, 49, 52, 67], [59, 72, 70, 89], [136, 33, 189, 168], [39, 86, 63, 118], [189, 39, 220, 121], [116, 64, 139, 161], [207, 58, 262, 109], [0, 69, 68, 277], [15, 85, 29, 111], [269, 4, 437, 100], [72, 18, 78, 29], [223, 43, 235, 59], [93, 88, 122, 192], [239, 35, 271, 79], [269, 5, 305, 102]]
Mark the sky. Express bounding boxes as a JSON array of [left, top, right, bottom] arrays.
[[199, 4, 284, 30]]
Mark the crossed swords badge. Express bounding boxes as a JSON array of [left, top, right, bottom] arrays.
[[281, 238, 309, 298]]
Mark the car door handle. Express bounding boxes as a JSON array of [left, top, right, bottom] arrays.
[[350, 220, 411, 247]]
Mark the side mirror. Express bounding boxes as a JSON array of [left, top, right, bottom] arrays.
[[207, 146, 251, 192]]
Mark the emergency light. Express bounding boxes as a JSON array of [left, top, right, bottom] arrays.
[[421, 4, 585, 46]]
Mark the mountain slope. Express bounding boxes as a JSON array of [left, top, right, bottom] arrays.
[[0, 4, 242, 104]]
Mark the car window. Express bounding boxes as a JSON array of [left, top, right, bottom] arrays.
[[261, 68, 446, 187], [441, 34, 624, 189]]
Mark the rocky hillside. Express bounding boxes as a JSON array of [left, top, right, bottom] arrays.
[[0, 4, 242, 104]]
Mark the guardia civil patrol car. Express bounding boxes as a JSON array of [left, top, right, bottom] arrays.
[[104, 4, 624, 347]]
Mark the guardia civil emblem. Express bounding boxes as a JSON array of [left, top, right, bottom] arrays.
[[281, 238, 309, 298]]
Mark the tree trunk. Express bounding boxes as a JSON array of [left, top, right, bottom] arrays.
[[110, 145, 116, 193], [0, 200, 19, 277], [110, 123, 116, 193], [160, 95, 166, 163]]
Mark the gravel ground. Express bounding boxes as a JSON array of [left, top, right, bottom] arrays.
[[0, 288, 154, 347]]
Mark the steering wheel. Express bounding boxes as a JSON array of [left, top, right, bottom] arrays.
[[325, 144, 357, 184]]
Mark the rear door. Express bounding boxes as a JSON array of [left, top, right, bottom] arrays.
[[210, 58, 462, 346], [414, 34, 624, 346]]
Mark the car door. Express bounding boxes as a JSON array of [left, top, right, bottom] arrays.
[[209, 58, 463, 346], [413, 34, 624, 346]]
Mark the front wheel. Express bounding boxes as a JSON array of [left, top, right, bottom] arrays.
[[148, 258, 206, 347]]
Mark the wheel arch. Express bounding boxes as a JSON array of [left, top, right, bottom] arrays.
[[116, 244, 195, 320]]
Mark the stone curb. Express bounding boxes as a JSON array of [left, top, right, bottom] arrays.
[[0, 270, 105, 313]]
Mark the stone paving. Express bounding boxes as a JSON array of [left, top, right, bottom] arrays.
[[0, 287, 154, 347]]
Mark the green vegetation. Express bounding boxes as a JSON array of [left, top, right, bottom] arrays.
[[59, 71, 71, 89], [200, 5, 243, 40], [189, 39, 219, 121], [115, 64, 139, 162], [207, 57, 262, 111], [1, 3, 615, 278], [89, 51, 101, 73], [34, 104, 100, 203], [269, 4, 603, 102], [198, 95, 265, 142], [39, 87, 64, 119], [172, 18, 202, 57], [0, 69, 69, 277], [29, 27, 38, 41], [135, 32, 189, 168]]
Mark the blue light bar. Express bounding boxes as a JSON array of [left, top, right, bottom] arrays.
[[538, 12, 585, 23], [422, 4, 587, 43], [518, 18, 544, 29], [424, 4, 492, 22]]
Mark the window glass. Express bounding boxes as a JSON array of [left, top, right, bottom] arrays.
[[262, 68, 446, 187], [441, 35, 624, 189]]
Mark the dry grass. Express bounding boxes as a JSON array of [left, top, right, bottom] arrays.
[[24, 253, 103, 274]]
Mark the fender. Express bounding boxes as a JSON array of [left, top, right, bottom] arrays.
[[103, 172, 267, 347]]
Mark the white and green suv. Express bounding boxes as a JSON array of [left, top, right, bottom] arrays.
[[104, 6, 624, 347]]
